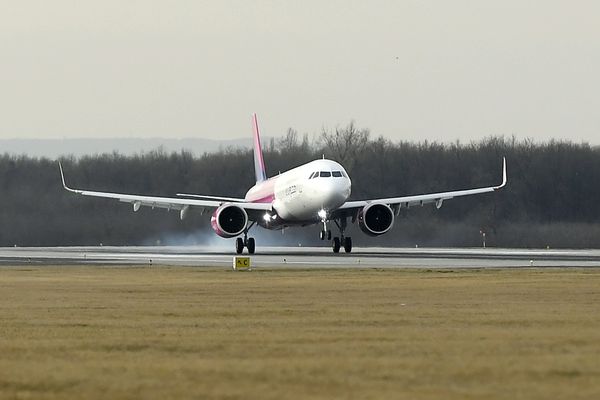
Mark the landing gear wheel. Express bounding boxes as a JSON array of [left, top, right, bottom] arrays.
[[332, 237, 341, 253], [235, 237, 244, 254], [247, 237, 256, 254], [327, 230, 332, 240], [319, 231, 326, 240], [343, 237, 352, 253]]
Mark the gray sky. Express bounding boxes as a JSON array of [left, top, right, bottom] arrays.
[[1, 1, 599, 143]]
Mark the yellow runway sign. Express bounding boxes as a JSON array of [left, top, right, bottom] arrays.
[[233, 256, 251, 270]]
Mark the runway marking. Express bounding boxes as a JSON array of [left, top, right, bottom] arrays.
[[2, 247, 600, 268]]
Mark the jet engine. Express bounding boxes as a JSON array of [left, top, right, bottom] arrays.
[[211, 204, 248, 238], [358, 203, 394, 236]]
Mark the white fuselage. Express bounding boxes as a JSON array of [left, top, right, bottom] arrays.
[[245, 159, 351, 223]]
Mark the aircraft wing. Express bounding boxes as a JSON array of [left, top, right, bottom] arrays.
[[333, 157, 507, 218], [58, 163, 272, 219], [175, 193, 246, 202]]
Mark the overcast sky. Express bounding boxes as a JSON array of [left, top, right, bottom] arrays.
[[1, 1, 599, 143]]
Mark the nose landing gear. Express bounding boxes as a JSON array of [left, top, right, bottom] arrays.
[[319, 229, 332, 241], [319, 211, 332, 241]]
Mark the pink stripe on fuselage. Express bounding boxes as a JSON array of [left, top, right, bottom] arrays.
[[245, 175, 278, 203], [251, 194, 275, 203]]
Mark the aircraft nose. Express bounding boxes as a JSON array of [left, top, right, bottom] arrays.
[[321, 178, 351, 208], [342, 177, 351, 198]]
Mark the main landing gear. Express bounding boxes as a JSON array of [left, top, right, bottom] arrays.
[[323, 218, 352, 254], [236, 223, 256, 254], [332, 236, 352, 254]]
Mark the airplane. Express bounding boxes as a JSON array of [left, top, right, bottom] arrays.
[[59, 114, 507, 254]]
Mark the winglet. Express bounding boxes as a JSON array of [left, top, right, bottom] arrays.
[[58, 162, 78, 193], [495, 157, 507, 190], [58, 161, 67, 188]]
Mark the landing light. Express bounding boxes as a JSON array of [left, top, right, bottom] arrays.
[[263, 213, 277, 222], [318, 209, 327, 219]]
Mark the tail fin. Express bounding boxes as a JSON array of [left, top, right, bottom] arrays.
[[252, 113, 267, 183]]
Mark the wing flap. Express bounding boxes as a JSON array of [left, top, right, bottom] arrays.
[[176, 193, 246, 202]]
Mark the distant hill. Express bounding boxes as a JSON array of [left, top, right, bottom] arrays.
[[0, 137, 273, 158]]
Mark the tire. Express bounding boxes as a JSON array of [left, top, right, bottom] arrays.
[[327, 230, 332, 240], [247, 237, 256, 254], [343, 237, 352, 253], [319, 231, 325, 240], [235, 237, 244, 254], [332, 237, 341, 253]]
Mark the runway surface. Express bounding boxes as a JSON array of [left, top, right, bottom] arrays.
[[2, 246, 600, 268]]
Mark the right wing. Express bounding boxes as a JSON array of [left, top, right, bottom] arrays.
[[332, 157, 507, 219], [59, 163, 271, 220]]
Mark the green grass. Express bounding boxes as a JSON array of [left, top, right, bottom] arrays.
[[0, 266, 599, 399]]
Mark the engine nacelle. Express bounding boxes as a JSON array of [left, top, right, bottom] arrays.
[[358, 203, 394, 236], [210, 204, 248, 238]]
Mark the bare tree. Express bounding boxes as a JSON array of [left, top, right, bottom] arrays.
[[320, 121, 370, 171]]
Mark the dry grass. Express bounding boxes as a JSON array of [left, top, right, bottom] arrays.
[[0, 266, 599, 400]]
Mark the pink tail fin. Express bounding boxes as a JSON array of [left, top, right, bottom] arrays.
[[252, 113, 267, 183]]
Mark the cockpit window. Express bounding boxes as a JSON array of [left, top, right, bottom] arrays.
[[320, 171, 331, 178], [332, 171, 343, 177], [341, 171, 348, 178], [309, 172, 316, 179]]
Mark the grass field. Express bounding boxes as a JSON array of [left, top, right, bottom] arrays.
[[1, 266, 599, 399]]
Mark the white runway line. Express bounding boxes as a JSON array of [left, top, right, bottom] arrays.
[[2, 246, 600, 268]]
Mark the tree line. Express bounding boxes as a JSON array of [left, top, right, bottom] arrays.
[[2, 123, 600, 248]]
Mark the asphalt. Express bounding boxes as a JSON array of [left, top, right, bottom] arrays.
[[1, 246, 600, 268]]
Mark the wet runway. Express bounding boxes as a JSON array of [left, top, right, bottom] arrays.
[[1, 246, 600, 268]]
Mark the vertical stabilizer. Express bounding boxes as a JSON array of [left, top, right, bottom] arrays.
[[252, 113, 267, 183]]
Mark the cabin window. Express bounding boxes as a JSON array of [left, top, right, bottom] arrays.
[[332, 171, 343, 177], [320, 171, 331, 177]]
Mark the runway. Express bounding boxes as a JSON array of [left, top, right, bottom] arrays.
[[2, 246, 600, 268]]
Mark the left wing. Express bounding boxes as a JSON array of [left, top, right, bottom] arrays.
[[176, 193, 246, 202], [333, 157, 507, 218], [59, 163, 271, 220]]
